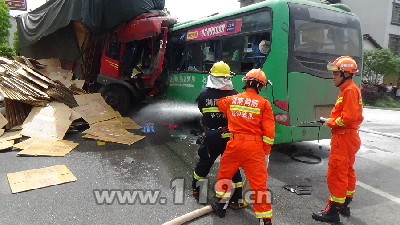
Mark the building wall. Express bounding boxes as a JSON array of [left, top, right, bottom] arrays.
[[308, 0, 400, 49], [8, 17, 17, 47], [363, 39, 377, 51], [386, 0, 400, 48], [238, 0, 265, 8], [342, 0, 391, 48]]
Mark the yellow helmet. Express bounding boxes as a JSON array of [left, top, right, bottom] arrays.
[[209, 61, 232, 77]]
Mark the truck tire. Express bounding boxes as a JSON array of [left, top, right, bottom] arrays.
[[99, 85, 131, 114]]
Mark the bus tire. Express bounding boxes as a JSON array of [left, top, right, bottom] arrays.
[[99, 85, 131, 114]]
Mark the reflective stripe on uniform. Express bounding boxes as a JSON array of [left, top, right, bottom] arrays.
[[359, 98, 363, 105], [230, 105, 261, 114], [263, 136, 274, 145], [330, 195, 346, 204], [233, 181, 243, 188], [336, 97, 343, 104], [202, 107, 220, 113], [335, 117, 345, 127], [346, 190, 355, 196], [221, 133, 232, 138], [193, 172, 207, 181], [255, 210, 273, 219], [216, 191, 231, 199]]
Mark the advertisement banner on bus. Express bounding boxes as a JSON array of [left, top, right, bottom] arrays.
[[186, 19, 242, 41]]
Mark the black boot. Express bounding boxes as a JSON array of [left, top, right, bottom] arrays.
[[210, 197, 227, 218], [312, 201, 343, 223], [259, 218, 272, 225], [340, 197, 352, 217]]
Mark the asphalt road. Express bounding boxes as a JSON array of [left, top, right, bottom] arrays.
[[0, 103, 399, 225]]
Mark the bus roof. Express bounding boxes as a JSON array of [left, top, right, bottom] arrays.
[[171, 0, 354, 31]]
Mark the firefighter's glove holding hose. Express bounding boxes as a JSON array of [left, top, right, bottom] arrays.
[[218, 126, 229, 134], [318, 117, 328, 127]]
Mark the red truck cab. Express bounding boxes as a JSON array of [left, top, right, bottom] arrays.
[[97, 12, 176, 113]]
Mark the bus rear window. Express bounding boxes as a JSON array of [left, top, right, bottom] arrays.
[[290, 3, 361, 57]]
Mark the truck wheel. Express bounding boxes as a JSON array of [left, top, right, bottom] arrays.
[[99, 85, 131, 114]]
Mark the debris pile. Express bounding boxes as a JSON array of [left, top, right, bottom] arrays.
[[0, 56, 145, 193], [0, 56, 78, 107], [0, 56, 144, 155], [74, 93, 145, 145]]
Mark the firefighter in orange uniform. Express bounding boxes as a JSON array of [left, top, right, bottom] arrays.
[[211, 69, 275, 225], [312, 56, 364, 224]]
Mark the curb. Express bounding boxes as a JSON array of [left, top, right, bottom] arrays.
[[364, 106, 400, 111]]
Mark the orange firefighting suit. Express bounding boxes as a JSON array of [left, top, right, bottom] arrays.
[[326, 79, 363, 203], [215, 88, 275, 219]]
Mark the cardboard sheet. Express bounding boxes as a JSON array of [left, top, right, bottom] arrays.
[[92, 117, 141, 130], [73, 93, 120, 124], [69, 110, 82, 121], [7, 165, 77, 193], [37, 58, 74, 88], [83, 126, 145, 145], [21, 102, 73, 140], [0, 113, 8, 128], [13, 137, 42, 150], [17, 140, 78, 156], [0, 140, 14, 151], [72, 80, 85, 89], [0, 131, 22, 142]]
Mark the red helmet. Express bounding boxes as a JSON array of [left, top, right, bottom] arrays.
[[242, 69, 267, 86], [327, 56, 359, 73]]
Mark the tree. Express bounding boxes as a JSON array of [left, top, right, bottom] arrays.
[[363, 49, 400, 85], [0, 0, 12, 57], [13, 30, 19, 55], [0, 0, 10, 44]]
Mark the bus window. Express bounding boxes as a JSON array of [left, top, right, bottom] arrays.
[[221, 35, 243, 73], [186, 43, 203, 72], [289, 3, 362, 77], [291, 3, 361, 58], [203, 40, 221, 71], [241, 10, 272, 33], [294, 21, 359, 56], [241, 33, 270, 72], [295, 22, 324, 52], [185, 40, 220, 73]]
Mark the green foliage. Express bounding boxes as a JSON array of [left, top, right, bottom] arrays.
[[363, 49, 400, 85], [373, 95, 400, 108], [0, 0, 11, 46], [13, 30, 19, 55], [0, 44, 13, 57]]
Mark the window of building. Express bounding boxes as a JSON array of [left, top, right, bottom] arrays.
[[391, 3, 400, 25], [389, 34, 400, 56]]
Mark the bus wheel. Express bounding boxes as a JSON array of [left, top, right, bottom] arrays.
[[99, 85, 131, 114]]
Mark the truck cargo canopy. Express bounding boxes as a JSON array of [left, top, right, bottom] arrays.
[[17, 0, 165, 60]]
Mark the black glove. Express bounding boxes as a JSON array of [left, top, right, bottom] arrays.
[[218, 126, 229, 133]]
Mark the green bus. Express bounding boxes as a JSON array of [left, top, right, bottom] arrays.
[[165, 0, 362, 144]]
